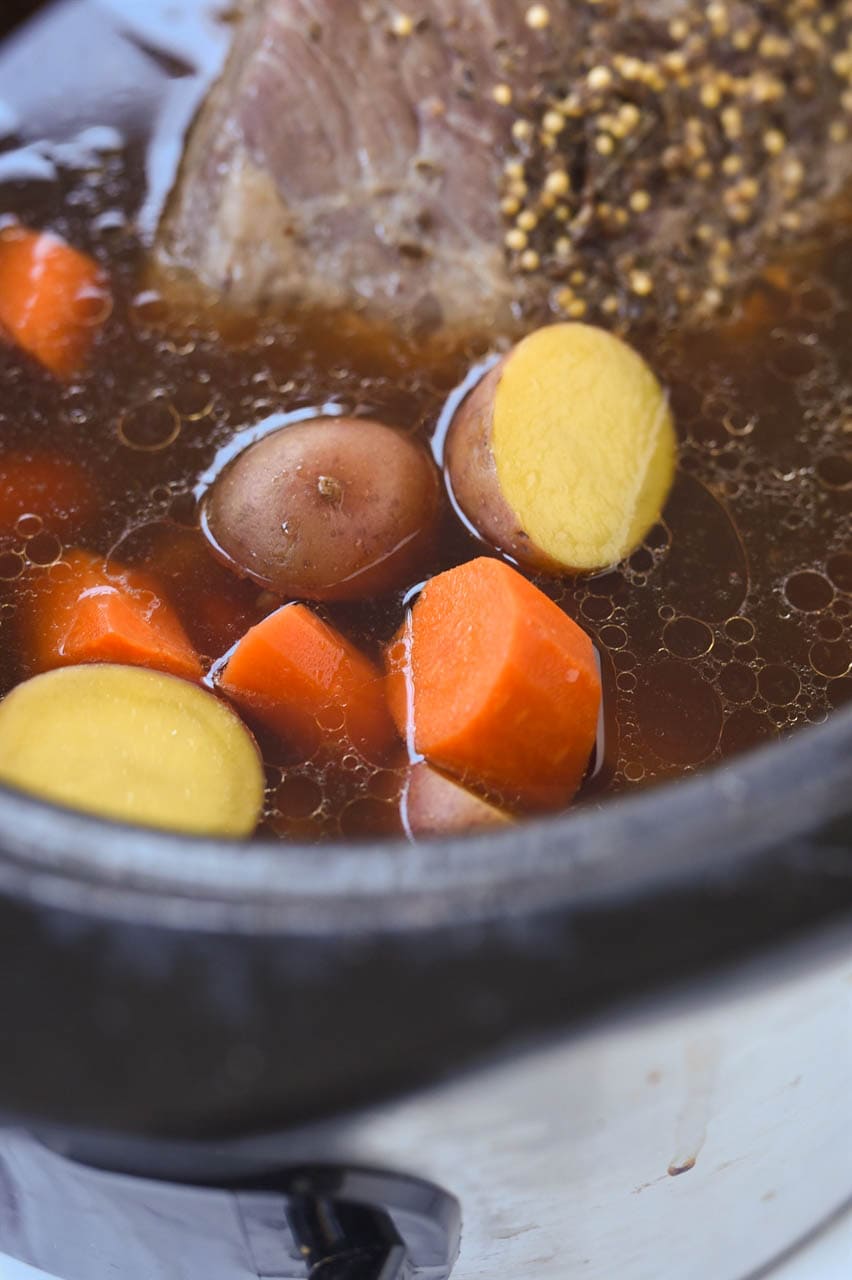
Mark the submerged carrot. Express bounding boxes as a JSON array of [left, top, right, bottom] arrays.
[[0, 451, 98, 536], [0, 227, 110, 378], [218, 603, 396, 761], [140, 524, 263, 655], [386, 557, 601, 809], [20, 548, 201, 681]]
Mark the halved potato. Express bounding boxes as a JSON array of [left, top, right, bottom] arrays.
[[0, 663, 264, 836], [446, 324, 676, 572]]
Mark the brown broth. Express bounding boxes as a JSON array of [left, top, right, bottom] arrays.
[[0, 1, 849, 842]]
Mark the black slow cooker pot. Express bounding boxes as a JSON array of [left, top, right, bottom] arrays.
[[0, 696, 850, 1280], [0, 704, 850, 1140]]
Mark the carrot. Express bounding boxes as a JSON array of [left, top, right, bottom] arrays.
[[0, 227, 110, 378], [139, 524, 263, 654], [0, 451, 98, 536], [218, 603, 397, 762], [385, 557, 601, 810], [20, 548, 201, 682]]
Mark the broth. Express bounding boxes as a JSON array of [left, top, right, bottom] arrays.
[[0, 1, 849, 841]]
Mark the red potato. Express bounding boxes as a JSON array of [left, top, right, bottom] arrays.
[[445, 360, 538, 566], [0, 664, 263, 837], [446, 324, 677, 574], [403, 761, 513, 837], [202, 417, 441, 602]]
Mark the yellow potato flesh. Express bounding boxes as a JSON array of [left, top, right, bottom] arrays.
[[0, 664, 264, 837], [492, 323, 677, 571]]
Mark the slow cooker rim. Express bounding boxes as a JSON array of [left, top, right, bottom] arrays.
[[0, 702, 848, 934]]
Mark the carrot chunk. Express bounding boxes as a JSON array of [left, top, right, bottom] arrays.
[[218, 604, 396, 761], [138, 524, 264, 655], [386, 557, 601, 809], [20, 549, 201, 682], [0, 227, 110, 378], [0, 451, 98, 536]]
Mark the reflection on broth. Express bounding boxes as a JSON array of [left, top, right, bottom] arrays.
[[0, 1, 849, 841]]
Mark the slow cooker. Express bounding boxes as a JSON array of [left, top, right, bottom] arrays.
[[0, 4, 851, 1278]]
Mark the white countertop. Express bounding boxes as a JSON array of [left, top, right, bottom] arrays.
[[768, 1204, 852, 1280], [0, 1201, 850, 1279]]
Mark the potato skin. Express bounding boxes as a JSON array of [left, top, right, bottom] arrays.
[[403, 760, 513, 837], [203, 417, 441, 602], [445, 361, 561, 573]]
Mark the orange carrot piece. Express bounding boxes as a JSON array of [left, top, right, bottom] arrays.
[[139, 525, 263, 655], [385, 557, 601, 810], [0, 451, 98, 536], [21, 549, 201, 682], [218, 604, 397, 761], [0, 227, 110, 378]]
